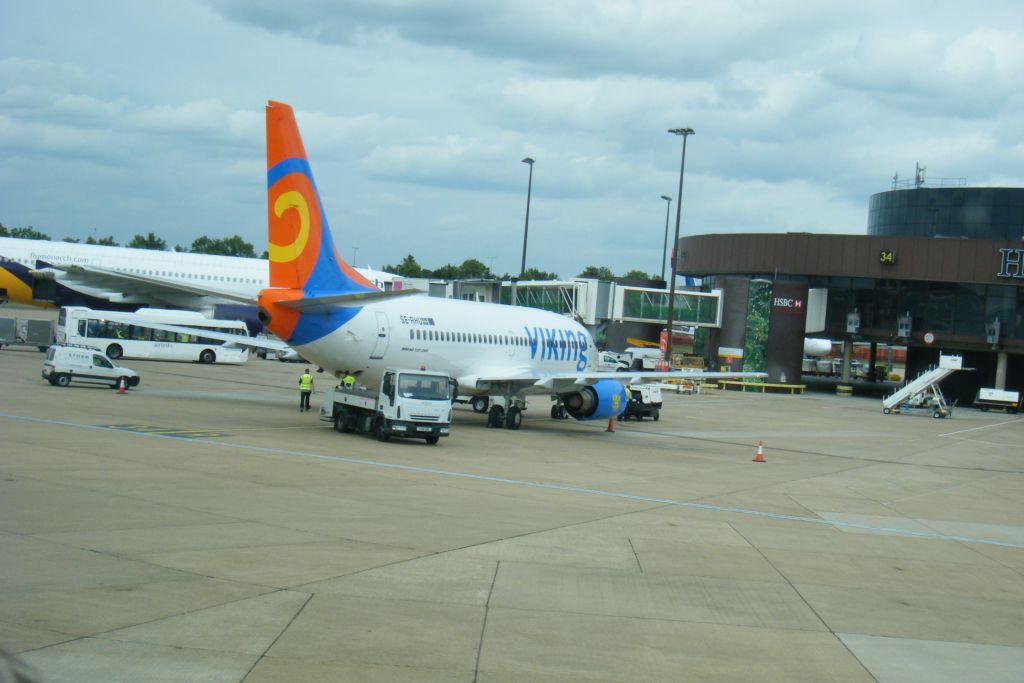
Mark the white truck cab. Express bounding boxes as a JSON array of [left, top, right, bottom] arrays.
[[42, 343, 140, 389], [320, 368, 454, 444]]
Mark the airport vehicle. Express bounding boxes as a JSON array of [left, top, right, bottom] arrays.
[[42, 343, 140, 389], [319, 368, 454, 444], [882, 354, 962, 418], [0, 316, 54, 350], [621, 347, 667, 371], [974, 388, 1020, 413], [0, 237, 400, 314], [617, 384, 663, 421], [56, 306, 250, 363], [595, 350, 629, 372]]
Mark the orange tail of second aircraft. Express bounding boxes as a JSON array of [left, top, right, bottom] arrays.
[[259, 101, 378, 344]]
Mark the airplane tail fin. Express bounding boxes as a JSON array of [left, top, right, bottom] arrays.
[[265, 100, 378, 295]]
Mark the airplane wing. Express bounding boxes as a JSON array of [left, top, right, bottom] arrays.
[[275, 288, 421, 311], [35, 262, 256, 305], [461, 368, 768, 394]]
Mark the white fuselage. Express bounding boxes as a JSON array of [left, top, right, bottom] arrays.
[[0, 237, 395, 308], [293, 295, 595, 392]]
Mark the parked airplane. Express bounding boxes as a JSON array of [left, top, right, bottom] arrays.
[[0, 236, 400, 325], [252, 100, 762, 429], [79, 100, 764, 430]]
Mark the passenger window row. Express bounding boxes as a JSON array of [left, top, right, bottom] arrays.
[[409, 328, 586, 351]]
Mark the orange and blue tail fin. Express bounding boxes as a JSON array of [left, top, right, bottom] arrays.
[[265, 100, 378, 295], [260, 101, 378, 345]]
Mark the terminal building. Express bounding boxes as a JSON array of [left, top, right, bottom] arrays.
[[676, 185, 1024, 402]]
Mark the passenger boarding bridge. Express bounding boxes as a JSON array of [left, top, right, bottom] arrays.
[[406, 277, 723, 330]]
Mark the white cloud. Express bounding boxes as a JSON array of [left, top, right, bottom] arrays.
[[0, 0, 1020, 273]]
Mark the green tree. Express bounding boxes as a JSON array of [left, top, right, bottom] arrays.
[[127, 232, 168, 250], [430, 263, 460, 279], [518, 267, 559, 280], [383, 254, 426, 278], [86, 235, 119, 246], [62, 236, 81, 243], [578, 265, 614, 279], [1, 223, 50, 240], [457, 258, 491, 279], [189, 234, 257, 257], [623, 269, 653, 280]]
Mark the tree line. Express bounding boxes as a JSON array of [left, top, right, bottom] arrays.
[[0, 223, 260, 257], [383, 254, 657, 282], [2, 222, 659, 280]]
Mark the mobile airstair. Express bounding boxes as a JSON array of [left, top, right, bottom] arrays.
[[882, 354, 962, 418]]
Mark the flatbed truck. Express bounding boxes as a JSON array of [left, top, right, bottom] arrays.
[[319, 368, 455, 444]]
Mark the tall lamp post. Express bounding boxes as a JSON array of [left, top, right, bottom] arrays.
[[664, 127, 695, 362], [519, 157, 535, 277], [659, 195, 672, 282]]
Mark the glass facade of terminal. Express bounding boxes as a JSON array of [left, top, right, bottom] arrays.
[[704, 275, 1024, 342], [868, 188, 1024, 240]]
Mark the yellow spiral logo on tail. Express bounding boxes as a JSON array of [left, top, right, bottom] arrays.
[[269, 190, 310, 263]]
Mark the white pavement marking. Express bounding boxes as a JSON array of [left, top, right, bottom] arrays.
[[939, 417, 1024, 438], [3, 411, 1022, 550]]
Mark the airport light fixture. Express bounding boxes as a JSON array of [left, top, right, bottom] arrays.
[[519, 157, 535, 278], [660, 195, 672, 282], [664, 127, 695, 363]]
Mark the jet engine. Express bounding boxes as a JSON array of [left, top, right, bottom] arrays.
[[560, 380, 628, 420]]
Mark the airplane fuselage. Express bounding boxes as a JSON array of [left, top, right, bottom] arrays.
[[290, 295, 596, 392], [0, 237, 393, 310]]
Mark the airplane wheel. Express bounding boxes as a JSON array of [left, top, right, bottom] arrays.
[[487, 405, 504, 428], [505, 406, 522, 430], [471, 396, 490, 413]]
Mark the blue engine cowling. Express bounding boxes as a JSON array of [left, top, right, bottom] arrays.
[[561, 380, 628, 420]]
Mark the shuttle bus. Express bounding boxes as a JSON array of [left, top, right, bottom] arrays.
[[57, 306, 251, 364]]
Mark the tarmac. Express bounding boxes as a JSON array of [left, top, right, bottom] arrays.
[[1, 344, 1022, 682]]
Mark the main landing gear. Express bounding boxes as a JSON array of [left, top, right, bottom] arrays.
[[485, 401, 523, 430]]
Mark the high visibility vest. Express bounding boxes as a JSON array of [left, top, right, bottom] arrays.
[[343, 375, 355, 388], [299, 373, 313, 391]]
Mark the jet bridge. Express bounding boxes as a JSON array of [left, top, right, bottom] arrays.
[[497, 279, 723, 329], [882, 354, 962, 418]]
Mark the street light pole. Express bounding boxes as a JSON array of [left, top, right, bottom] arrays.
[[659, 195, 672, 282], [664, 128, 695, 363], [519, 157, 535, 277]]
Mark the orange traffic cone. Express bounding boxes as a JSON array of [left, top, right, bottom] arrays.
[[753, 440, 765, 463], [117, 377, 126, 394], [606, 417, 615, 432]]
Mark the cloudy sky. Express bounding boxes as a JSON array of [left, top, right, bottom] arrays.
[[1, 1, 1021, 278]]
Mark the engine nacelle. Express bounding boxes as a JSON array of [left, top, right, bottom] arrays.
[[561, 380, 628, 420]]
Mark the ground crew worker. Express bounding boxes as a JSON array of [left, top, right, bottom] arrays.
[[298, 366, 314, 412], [343, 373, 356, 389]]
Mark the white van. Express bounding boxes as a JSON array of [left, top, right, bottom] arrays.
[[42, 344, 140, 389]]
